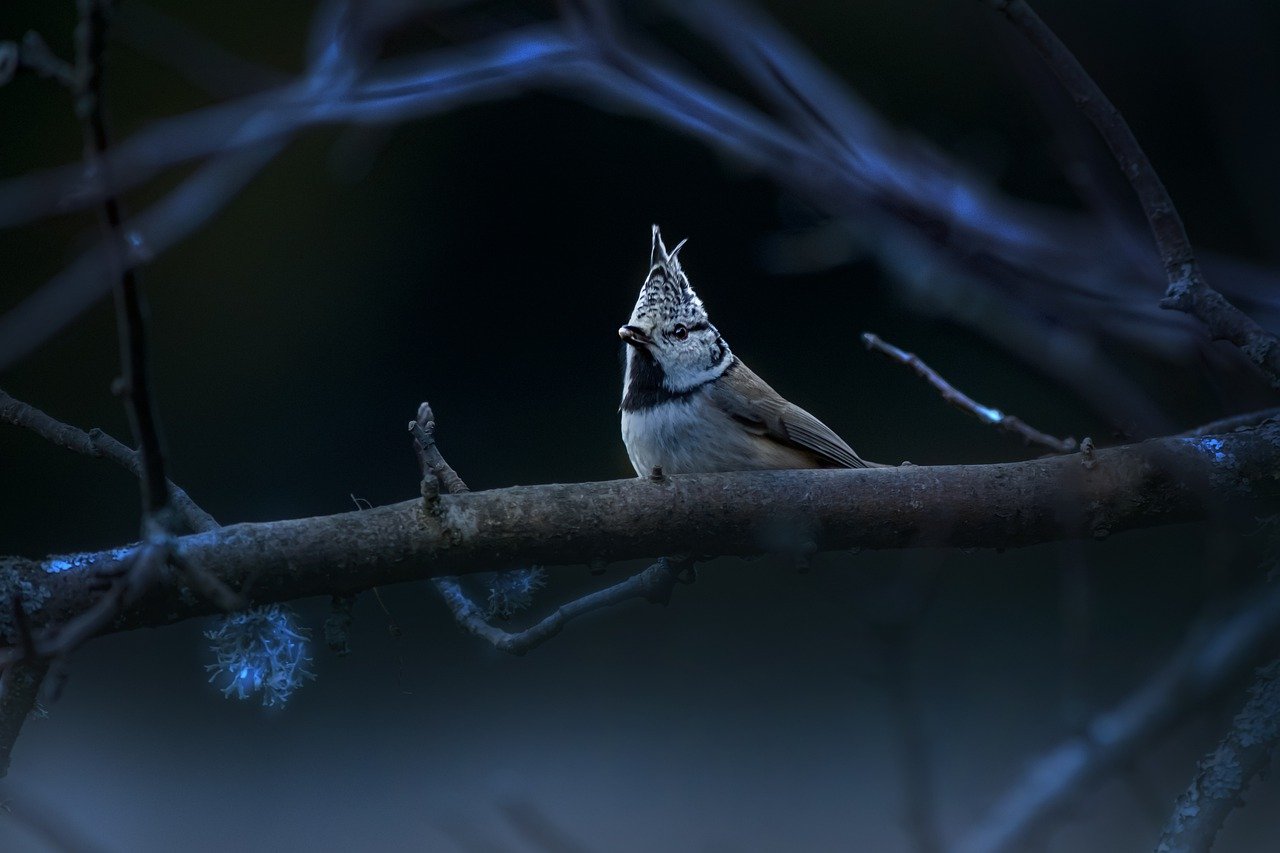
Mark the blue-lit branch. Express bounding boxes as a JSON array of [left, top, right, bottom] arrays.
[[861, 332, 1076, 453], [2, 2, 1277, 433]]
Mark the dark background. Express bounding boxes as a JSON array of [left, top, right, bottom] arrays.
[[1, 1, 1278, 850]]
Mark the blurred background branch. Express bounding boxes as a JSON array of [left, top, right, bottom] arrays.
[[1, 0, 1277, 434], [951, 580, 1280, 853]]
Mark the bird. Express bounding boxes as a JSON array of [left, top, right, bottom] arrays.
[[619, 225, 874, 476]]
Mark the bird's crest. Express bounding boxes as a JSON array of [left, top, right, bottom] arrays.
[[634, 225, 705, 328], [650, 224, 689, 274]]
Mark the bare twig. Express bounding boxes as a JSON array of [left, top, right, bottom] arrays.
[[0, 389, 243, 659], [409, 402, 471, 496], [432, 558, 691, 656], [862, 332, 1077, 453], [0, 3, 351, 374], [0, 386, 248, 637], [75, 0, 171, 517], [411, 401, 694, 654], [1175, 407, 1280, 439], [70, 0, 243, 628], [1156, 659, 1280, 853], [0, 597, 45, 774], [949, 582, 1280, 853], [369, 587, 402, 639], [886, 647, 942, 853], [408, 401, 490, 638], [982, 0, 1280, 388], [0, 388, 218, 534]]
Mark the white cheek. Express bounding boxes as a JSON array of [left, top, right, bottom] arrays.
[[661, 342, 730, 393]]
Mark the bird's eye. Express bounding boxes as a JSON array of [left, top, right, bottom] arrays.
[[671, 324, 688, 340]]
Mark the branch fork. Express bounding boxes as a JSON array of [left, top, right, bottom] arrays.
[[410, 400, 694, 656]]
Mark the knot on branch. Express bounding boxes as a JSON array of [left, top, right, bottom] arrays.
[[1079, 436, 1096, 470], [1158, 288, 1194, 313], [640, 556, 695, 606]]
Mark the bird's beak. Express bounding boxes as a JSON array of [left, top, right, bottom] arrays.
[[618, 325, 653, 347]]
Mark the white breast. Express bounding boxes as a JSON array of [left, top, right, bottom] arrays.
[[620, 390, 812, 475]]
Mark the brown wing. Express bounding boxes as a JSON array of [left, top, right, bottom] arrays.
[[711, 359, 870, 469]]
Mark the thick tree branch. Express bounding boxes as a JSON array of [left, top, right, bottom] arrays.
[[862, 332, 1077, 453], [950, 581, 1280, 853], [1155, 659, 1280, 853], [2, 422, 1277, 651], [983, 0, 1280, 388]]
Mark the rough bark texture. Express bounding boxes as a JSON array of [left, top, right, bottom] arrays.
[[3, 423, 1279, 645], [1155, 660, 1280, 853]]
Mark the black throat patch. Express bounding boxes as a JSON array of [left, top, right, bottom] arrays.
[[621, 346, 696, 411]]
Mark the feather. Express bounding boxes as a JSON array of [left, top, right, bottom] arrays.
[[710, 358, 869, 469]]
